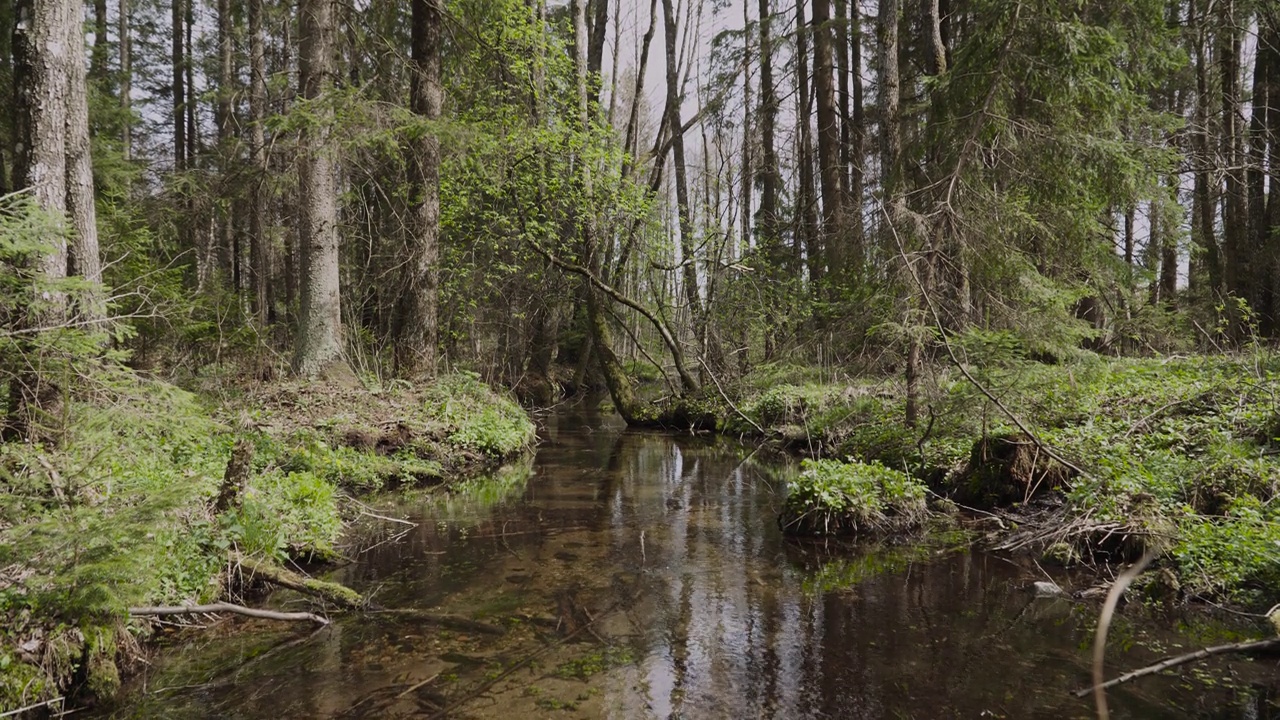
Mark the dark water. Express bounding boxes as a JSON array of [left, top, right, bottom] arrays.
[[109, 410, 1279, 719]]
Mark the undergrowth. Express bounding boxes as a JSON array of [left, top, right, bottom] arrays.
[[0, 368, 536, 711], [731, 354, 1280, 606]]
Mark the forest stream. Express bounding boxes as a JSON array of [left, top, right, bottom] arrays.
[[103, 408, 1279, 719]]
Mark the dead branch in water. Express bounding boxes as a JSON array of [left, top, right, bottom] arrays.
[[129, 603, 329, 625], [1075, 637, 1280, 698], [1089, 551, 1156, 720]]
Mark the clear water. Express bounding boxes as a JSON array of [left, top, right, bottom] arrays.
[[103, 409, 1280, 719]]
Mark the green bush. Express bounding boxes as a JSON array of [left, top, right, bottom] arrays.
[[781, 459, 928, 536]]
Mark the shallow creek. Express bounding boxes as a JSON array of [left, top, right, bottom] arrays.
[[107, 409, 1278, 718]]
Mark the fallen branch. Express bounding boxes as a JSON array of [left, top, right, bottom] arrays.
[[129, 603, 328, 626], [1089, 551, 1157, 720], [0, 697, 64, 719], [1074, 637, 1280, 698], [233, 553, 364, 609]]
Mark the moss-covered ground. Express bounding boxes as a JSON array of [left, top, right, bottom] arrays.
[[699, 354, 1280, 608], [0, 369, 534, 713]]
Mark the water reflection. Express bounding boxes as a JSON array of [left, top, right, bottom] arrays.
[[108, 410, 1279, 719]]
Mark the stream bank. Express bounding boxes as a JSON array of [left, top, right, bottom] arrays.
[[97, 408, 1279, 718], [0, 370, 535, 714], [642, 355, 1280, 610]]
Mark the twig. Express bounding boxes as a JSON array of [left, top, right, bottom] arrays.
[[395, 672, 441, 700], [1089, 551, 1157, 720], [358, 510, 417, 527], [1074, 637, 1280, 698], [0, 697, 64, 718], [697, 358, 764, 434], [129, 603, 329, 626]]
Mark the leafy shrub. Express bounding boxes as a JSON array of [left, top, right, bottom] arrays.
[[781, 459, 928, 536]]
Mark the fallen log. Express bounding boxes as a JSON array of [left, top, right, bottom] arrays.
[[129, 602, 329, 626], [1074, 637, 1280, 698], [233, 553, 364, 609]]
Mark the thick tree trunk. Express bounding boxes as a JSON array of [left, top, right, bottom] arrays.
[[849, 0, 865, 257], [1219, 0, 1247, 308], [64, 0, 104, 318], [813, 0, 845, 282], [248, 0, 269, 323], [572, 0, 641, 422], [395, 0, 442, 378], [8, 0, 74, 441], [293, 0, 349, 379]]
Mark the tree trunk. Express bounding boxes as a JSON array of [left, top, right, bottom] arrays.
[[661, 0, 710, 366], [756, 0, 782, 262], [796, 0, 821, 283], [64, 0, 104, 319], [879, 0, 915, 426], [91, 0, 109, 82], [1219, 0, 1247, 308], [248, 0, 269, 323], [395, 0, 442, 378], [1192, 0, 1220, 296], [813, 0, 845, 283], [293, 0, 349, 379], [172, 0, 185, 171], [120, 0, 132, 161], [217, 0, 236, 290], [572, 0, 641, 422], [849, 0, 865, 257], [8, 0, 74, 441]]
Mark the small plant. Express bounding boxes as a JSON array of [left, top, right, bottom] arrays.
[[780, 459, 928, 536]]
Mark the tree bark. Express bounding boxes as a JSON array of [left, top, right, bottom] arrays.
[[8, 0, 74, 441], [395, 0, 442, 378], [293, 0, 349, 379], [91, 0, 109, 82], [217, 0, 236, 289], [813, 0, 845, 282], [796, 0, 821, 283], [1219, 0, 1247, 308], [572, 0, 643, 422], [120, 0, 132, 161], [661, 0, 711, 367], [172, 0, 185, 171], [756, 0, 782, 262], [248, 0, 269, 323], [64, 0, 105, 319]]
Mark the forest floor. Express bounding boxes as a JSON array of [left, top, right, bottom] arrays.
[[0, 369, 536, 713], [661, 352, 1280, 610]]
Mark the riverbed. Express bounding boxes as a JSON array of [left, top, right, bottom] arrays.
[[105, 409, 1279, 718]]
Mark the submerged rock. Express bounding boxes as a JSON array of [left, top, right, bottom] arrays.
[[1032, 580, 1065, 598]]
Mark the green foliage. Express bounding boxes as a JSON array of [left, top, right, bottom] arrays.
[[423, 373, 536, 457], [781, 459, 928, 536], [222, 470, 342, 560]]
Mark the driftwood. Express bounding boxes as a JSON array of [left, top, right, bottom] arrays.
[[1075, 637, 1280, 698], [129, 602, 329, 626]]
